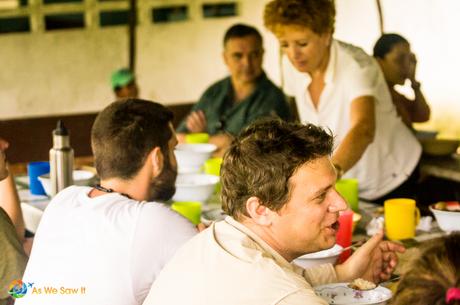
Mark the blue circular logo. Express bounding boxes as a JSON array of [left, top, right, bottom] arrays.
[[8, 280, 28, 298]]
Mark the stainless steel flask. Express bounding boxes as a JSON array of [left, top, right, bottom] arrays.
[[50, 120, 74, 196]]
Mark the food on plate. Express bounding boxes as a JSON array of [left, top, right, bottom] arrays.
[[348, 278, 376, 290], [433, 201, 460, 212]]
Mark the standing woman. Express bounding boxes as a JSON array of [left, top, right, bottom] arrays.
[[374, 33, 430, 129], [263, 0, 422, 203]]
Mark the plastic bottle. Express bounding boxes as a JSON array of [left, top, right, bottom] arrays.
[[50, 120, 74, 196]]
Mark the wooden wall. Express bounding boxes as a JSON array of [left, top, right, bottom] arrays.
[[1, 103, 193, 164]]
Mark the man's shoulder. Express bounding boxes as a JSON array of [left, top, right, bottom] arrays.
[[259, 73, 282, 90], [202, 77, 230, 97], [192, 77, 230, 110], [261, 78, 285, 96], [46, 185, 89, 208], [136, 201, 197, 238], [140, 201, 184, 220]]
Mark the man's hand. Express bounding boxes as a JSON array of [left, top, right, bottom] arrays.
[[335, 231, 405, 283], [0, 138, 9, 181], [196, 223, 207, 232], [186, 110, 207, 133]]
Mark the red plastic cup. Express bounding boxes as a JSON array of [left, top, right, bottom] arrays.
[[336, 210, 353, 263]]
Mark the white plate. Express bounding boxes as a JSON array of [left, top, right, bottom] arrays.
[[314, 283, 392, 305]]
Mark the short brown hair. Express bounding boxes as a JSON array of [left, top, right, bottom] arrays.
[[91, 99, 173, 180], [264, 0, 335, 34], [391, 233, 460, 305], [221, 119, 333, 220]]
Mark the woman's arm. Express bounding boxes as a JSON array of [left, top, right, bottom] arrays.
[[407, 53, 430, 123], [0, 138, 25, 242], [0, 171, 25, 242], [408, 81, 430, 123], [332, 96, 376, 174]]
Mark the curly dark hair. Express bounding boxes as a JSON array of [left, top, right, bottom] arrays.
[[264, 0, 336, 34], [391, 233, 460, 305], [221, 119, 334, 220]]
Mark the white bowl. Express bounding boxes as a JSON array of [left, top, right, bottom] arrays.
[[429, 204, 460, 232], [172, 174, 220, 203], [38, 170, 96, 196], [21, 203, 44, 234], [174, 143, 217, 173], [293, 244, 343, 268], [314, 283, 392, 305]]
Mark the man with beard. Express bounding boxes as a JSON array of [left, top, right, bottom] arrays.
[[18, 99, 197, 305]]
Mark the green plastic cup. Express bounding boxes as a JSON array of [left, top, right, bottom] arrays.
[[204, 157, 223, 176], [335, 179, 359, 212], [204, 157, 222, 193], [185, 133, 209, 144], [171, 201, 202, 225]]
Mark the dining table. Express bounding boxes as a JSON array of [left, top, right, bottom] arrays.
[[17, 171, 452, 305], [420, 153, 460, 183]]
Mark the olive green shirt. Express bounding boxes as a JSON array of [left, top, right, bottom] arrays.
[[0, 207, 27, 303], [177, 73, 291, 135]]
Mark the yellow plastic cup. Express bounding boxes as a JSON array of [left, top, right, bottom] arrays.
[[384, 198, 420, 240], [335, 179, 359, 212], [171, 201, 202, 225], [185, 133, 209, 144]]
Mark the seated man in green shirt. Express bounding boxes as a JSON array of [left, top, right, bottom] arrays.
[[177, 23, 291, 156]]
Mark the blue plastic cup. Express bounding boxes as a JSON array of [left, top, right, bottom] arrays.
[[27, 161, 50, 195]]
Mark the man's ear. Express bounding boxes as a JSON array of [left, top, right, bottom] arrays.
[[245, 196, 273, 226], [150, 147, 164, 178], [222, 49, 230, 67]]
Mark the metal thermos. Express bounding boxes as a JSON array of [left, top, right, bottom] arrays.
[[50, 120, 74, 196]]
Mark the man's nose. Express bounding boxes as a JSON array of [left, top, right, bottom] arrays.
[[241, 55, 250, 68], [329, 190, 348, 213]]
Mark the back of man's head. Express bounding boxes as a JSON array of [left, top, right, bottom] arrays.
[[221, 119, 333, 220], [223, 23, 263, 47], [91, 99, 173, 180]]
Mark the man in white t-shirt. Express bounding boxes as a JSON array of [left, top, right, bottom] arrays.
[[142, 120, 405, 305], [17, 99, 198, 305]]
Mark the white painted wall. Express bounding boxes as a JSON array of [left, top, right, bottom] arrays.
[[1, 0, 459, 137], [334, 0, 460, 138]]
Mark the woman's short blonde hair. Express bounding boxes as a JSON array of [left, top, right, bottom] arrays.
[[264, 0, 335, 34]]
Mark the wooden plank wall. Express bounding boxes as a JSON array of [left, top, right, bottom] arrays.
[[1, 103, 193, 164]]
